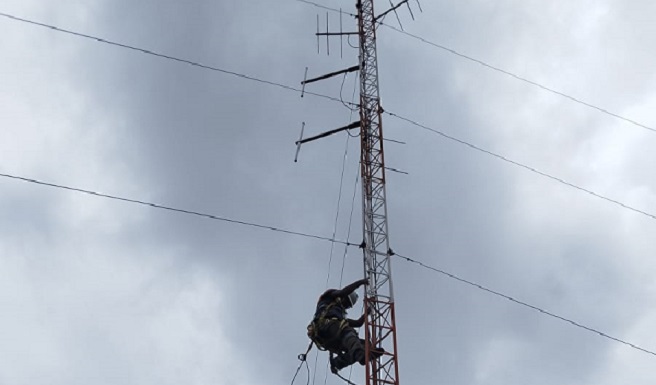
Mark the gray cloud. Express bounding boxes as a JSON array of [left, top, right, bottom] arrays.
[[1, 1, 655, 384]]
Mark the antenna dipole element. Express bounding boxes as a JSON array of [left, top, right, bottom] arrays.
[[356, 1, 400, 385]]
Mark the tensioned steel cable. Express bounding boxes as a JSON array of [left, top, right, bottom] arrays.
[[394, 251, 656, 358], [296, 0, 357, 17], [0, 172, 354, 246], [385, 111, 656, 222], [0, 11, 356, 108], [3, 12, 654, 223], [382, 24, 656, 134], [294, 0, 656, 134]]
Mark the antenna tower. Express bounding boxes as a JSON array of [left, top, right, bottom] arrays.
[[297, 2, 419, 385], [355, 2, 398, 385]]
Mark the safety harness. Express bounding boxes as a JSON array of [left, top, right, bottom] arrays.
[[307, 297, 349, 351], [294, 297, 362, 385]]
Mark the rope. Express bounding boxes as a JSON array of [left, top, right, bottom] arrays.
[[335, 372, 360, 385], [292, 342, 314, 385]]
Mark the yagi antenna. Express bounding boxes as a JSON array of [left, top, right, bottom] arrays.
[[405, 0, 421, 21], [385, 166, 409, 176], [294, 122, 306, 162], [389, 0, 404, 30], [326, 12, 330, 56], [294, 121, 360, 162], [406, 0, 415, 20], [316, 12, 331, 56], [376, 0, 416, 24], [340, 8, 344, 58], [316, 14, 320, 54], [315, 10, 357, 57], [301, 67, 309, 98]]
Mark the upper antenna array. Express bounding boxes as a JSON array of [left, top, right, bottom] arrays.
[[314, 0, 422, 57]]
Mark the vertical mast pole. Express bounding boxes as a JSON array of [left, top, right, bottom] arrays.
[[357, 1, 400, 385]]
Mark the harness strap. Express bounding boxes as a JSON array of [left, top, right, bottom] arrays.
[[307, 317, 349, 351], [318, 297, 344, 319]]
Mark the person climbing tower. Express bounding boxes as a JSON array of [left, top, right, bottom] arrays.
[[307, 278, 383, 373]]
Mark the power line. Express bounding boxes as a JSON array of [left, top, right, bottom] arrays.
[[0, 172, 354, 246], [394, 251, 656, 358], [386, 111, 656, 222], [0, 11, 356, 108], [294, 0, 656, 134]]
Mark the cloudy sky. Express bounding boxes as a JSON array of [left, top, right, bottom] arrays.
[[1, 1, 655, 384]]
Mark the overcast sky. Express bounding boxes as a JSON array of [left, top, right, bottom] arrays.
[[1, 1, 655, 384]]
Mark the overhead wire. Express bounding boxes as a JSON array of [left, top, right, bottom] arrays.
[[296, 0, 357, 18], [385, 111, 656, 222], [0, 11, 357, 109], [294, 0, 656, 135], [381, 24, 656, 135], [0, 172, 355, 246], [394, 251, 656, 358], [7, 168, 652, 370], [3, 9, 654, 223]]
